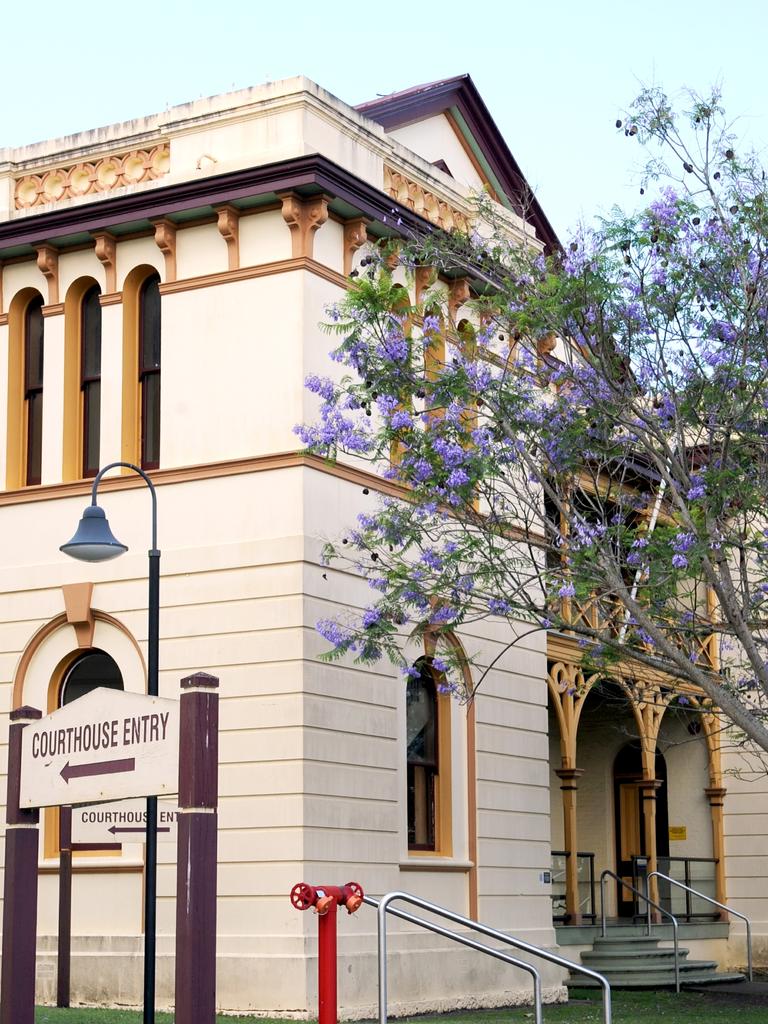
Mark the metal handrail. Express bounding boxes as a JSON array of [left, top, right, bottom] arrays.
[[366, 890, 611, 1024], [363, 895, 543, 1024], [600, 869, 680, 993], [649, 870, 753, 982]]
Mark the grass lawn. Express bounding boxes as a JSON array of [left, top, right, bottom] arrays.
[[31, 990, 768, 1024]]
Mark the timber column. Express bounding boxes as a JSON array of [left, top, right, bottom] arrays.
[[640, 778, 663, 913], [0, 706, 42, 1024], [555, 767, 585, 923], [705, 786, 728, 915], [174, 672, 220, 1024]]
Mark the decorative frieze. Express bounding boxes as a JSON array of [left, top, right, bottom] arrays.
[[15, 145, 170, 210], [384, 166, 471, 234]]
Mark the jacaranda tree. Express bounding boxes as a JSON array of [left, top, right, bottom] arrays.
[[297, 87, 768, 754]]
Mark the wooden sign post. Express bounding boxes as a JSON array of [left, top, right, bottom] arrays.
[[0, 675, 219, 1023], [0, 707, 42, 1024], [174, 672, 219, 1024]]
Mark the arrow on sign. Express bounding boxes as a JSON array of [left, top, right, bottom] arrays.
[[107, 825, 172, 836], [60, 757, 136, 784]]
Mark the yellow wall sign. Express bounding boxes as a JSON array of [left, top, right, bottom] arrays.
[[669, 826, 687, 841]]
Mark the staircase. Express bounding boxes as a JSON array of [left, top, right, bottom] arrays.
[[567, 932, 745, 990]]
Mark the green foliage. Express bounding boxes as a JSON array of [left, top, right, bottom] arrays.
[[298, 87, 768, 751]]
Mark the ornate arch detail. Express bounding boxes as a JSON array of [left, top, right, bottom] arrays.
[[685, 694, 724, 787], [12, 609, 146, 711], [546, 660, 600, 769]]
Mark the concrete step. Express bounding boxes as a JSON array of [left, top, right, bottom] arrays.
[[569, 970, 745, 990], [582, 945, 691, 960], [566, 920, 742, 991], [590, 937, 664, 952]]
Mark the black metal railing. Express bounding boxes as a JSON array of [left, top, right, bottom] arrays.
[[655, 856, 720, 921], [551, 850, 596, 923]]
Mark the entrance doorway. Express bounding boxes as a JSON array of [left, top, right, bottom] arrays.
[[613, 742, 669, 916]]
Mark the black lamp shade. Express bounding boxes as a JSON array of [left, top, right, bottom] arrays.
[[60, 505, 128, 562]]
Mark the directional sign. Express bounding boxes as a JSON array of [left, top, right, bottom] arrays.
[[73, 798, 179, 844], [20, 688, 179, 808]]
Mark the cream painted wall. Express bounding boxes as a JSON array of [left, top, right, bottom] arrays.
[[2, 261, 48, 307], [658, 713, 713, 861], [115, 238, 164, 289], [58, 251, 105, 298], [313, 218, 344, 276], [239, 209, 293, 266], [168, 104, 307, 180], [159, 272, 305, 466], [389, 115, 486, 194], [174, 223, 228, 281]]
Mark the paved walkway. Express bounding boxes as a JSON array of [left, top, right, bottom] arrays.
[[687, 979, 768, 1003]]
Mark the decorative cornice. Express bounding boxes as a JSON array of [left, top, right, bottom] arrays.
[[280, 193, 329, 259], [448, 277, 471, 322], [0, 155, 436, 258], [153, 218, 177, 283], [0, 314, 7, 326], [343, 217, 369, 276], [99, 292, 123, 307], [36, 244, 59, 304], [216, 205, 240, 271], [0, 451, 408, 507], [15, 145, 170, 210], [93, 232, 117, 293], [41, 303, 64, 318], [357, 75, 560, 251], [384, 165, 471, 234]]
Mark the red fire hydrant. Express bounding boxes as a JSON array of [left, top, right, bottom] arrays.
[[290, 881, 364, 1024]]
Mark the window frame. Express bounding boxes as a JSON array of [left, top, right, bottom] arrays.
[[138, 273, 161, 470], [80, 284, 102, 479], [23, 294, 45, 486], [406, 660, 440, 851]]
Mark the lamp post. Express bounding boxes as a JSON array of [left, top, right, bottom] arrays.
[[60, 461, 160, 1024]]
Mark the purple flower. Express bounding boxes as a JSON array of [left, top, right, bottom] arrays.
[[390, 409, 413, 429], [558, 581, 576, 598], [362, 607, 382, 629], [687, 478, 706, 500], [447, 468, 470, 489]]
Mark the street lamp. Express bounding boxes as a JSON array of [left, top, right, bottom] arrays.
[[60, 461, 160, 1024]]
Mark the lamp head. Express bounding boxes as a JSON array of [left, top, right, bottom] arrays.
[[60, 505, 128, 562]]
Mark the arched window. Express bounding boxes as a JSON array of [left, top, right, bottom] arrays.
[[406, 659, 439, 850], [60, 648, 124, 707], [24, 296, 45, 486], [139, 274, 161, 469], [80, 285, 102, 477], [6, 289, 45, 489]]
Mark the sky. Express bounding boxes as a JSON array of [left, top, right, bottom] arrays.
[[4, 0, 768, 239]]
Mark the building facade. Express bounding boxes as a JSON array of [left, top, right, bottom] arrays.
[[0, 75, 761, 1014]]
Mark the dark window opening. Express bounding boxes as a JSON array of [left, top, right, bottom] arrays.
[[60, 649, 124, 707], [139, 274, 161, 470], [81, 286, 102, 478], [407, 659, 438, 850], [24, 296, 44, 486]]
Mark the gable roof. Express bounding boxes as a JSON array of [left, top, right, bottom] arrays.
[[356, 75, 560, 253]]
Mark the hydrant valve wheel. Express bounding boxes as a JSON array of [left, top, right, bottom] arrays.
[[290, 882, 316, 911]]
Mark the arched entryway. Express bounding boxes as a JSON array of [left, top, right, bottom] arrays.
[[547, 656, 726, 924]]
